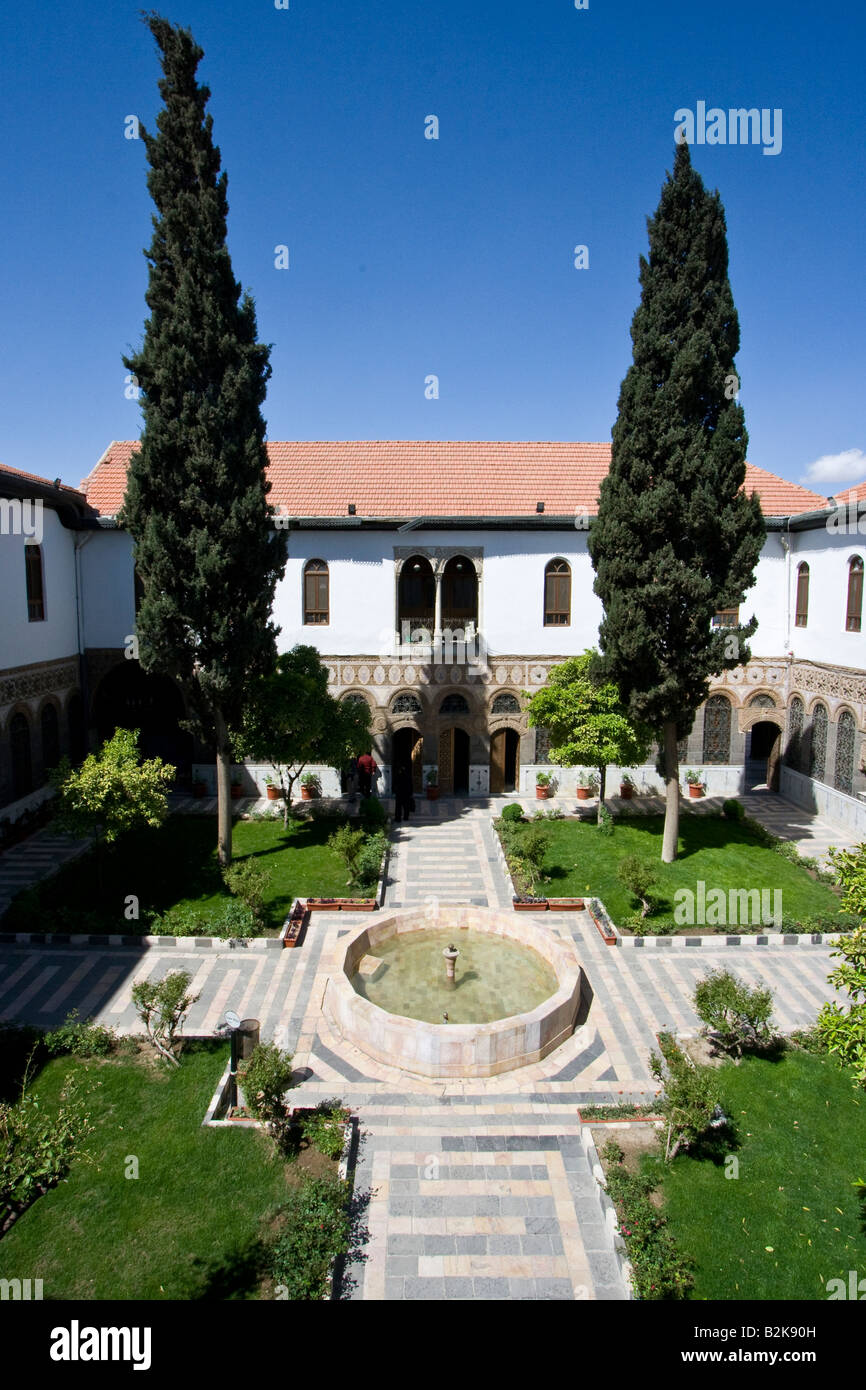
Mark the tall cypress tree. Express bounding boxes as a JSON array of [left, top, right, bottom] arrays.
[[589, 142, 765, 862], [121, 15, 286, 864]]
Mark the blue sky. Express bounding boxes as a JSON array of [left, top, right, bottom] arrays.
[[1, 0, 864, 492]]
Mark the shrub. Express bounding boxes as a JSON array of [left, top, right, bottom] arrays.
[[241, 1042, 294, 1123], [44, 1010, 116, 1058], [355, 831, 386, 892], [130, 971, 200, 1067], [298, 1101, 351, 1160], [269, 1173, 350, 1299], [618, 855, 658, 918], [597, 804, 615, 836], [816, 923, 866, 1086], [328, 825, 366, 883], [501, 803, 524, 824], [600, 1142, 694, 1299], [358, 797, 387, 832], [789, 1026, 829, 1055], [1, 1065, 96, 1235], [210, 901, 258, 938], [692, 968, 776, 1056], [650, 1032, 725, 1162], [722, 797, 744, 821], [222, 858, 271, 921], [147, 904, 204, 936]]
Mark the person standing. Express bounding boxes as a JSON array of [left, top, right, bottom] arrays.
[[357, 749, 376, 798], [393, 762, 415, 822]]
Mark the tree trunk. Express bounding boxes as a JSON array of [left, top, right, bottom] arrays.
[[661, 720, 679, 863], [214, 707, 233, 866], [597, 765, 606, 824]]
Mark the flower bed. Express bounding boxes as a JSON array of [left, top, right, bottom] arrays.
[[512, 895, 548, 911], [586, 897, 618, 944], [546, 897, 586, 912], [306, 896, 378, 912]]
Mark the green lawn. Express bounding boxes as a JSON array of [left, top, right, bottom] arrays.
[[525, 815, 843, 929], [4, 814, 362, 936], [655, 1050, 866, 1300], [0, 1043, 292, 1299]]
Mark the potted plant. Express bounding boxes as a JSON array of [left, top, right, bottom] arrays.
[[264, 775, 283, 802], [426, 767, 440, 801], [535, 771, 553, 800], [576, 772, 598, 801], [300, 773, 320, 801], [685, 769, 704, 798], [191, 777, 207, 798], [620, 774, 635, 799], [230, 774, 243, 800]]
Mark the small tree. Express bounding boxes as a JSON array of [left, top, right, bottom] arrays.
[[50, 728, 174, 886], [131, 971, 200, 1067], [235, 646, 371, 825], [692, 968, 775, 1057], [240, 1042, 294, 1125], [222, 859, 270, 921], [328, 825, 366, 886], [650, 1033, 724, 1162], [526, 651, 650, 823], [815, 848, 866, 1085], [618, 855, 658, 919]]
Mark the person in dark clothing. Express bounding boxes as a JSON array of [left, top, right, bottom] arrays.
[[393, 762, 415, 822], [357, 750, 376, 798]]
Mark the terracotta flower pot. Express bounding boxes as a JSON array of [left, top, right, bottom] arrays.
[[426, 786, 440, 800], [620, 785, 633, 799], [536, 785, 551, 799], [576, 787, 591, 800], [687, 783, 704, 798], [266, 785, 282, 801], [231, 785, 243, 799], [192, 781, 207, 798], [301, 784, 317, 800]]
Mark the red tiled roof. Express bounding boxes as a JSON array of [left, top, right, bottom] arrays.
[[79, 441, 829, 520], [0, 461, 87, 500], [831, 479, 866, 505]]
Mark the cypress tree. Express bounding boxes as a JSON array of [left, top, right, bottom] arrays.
[[120, 16, 286, 864], [589, 142, 765, 862]]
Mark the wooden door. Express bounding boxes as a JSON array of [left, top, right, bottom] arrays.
[[490, 730, 506, 794], [438, 728, 454, 795]]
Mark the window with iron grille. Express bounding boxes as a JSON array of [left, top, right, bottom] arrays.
[[846, 557, 863, 633], [795, 563, 809, 627], [25, 543, 45, 622], [392, 693, 422, 714], [440, 694, 469, 715], [304, 559, 329, 624], [492, 693, 521, 714], [544, 559, 571, 626], [711, 607, 739, 628]]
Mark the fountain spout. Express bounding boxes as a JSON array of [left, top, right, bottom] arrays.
[[442, 943, 459, 989]]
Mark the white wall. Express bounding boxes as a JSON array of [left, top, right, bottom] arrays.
[[80, 529, 136, 650], [784, 527, 866, 669], [0, 509, 79, 670]]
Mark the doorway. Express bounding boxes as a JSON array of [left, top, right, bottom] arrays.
[[490, 728, 520, 794], [746, 721, 782, 791], [393, 726, 424, 793], [438, 727, 470, 795]]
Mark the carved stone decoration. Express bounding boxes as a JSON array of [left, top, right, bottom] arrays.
[[495, 666, 507, 685], [809, 702, 828, 782], [342, 665, 355, 685], [373, 666, 386, 685], [785, 696, 804, 771], [358, 665, 371, 685], [388, 664, 401, 685], [748, 693, 776, 708], [0, 661, 79, 710], [404, 665, 417, 684], [834, 710, 856, 795]]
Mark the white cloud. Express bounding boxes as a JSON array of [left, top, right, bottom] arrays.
[[803, 448, 866, 487]]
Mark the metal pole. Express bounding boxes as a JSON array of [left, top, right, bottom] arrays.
[[229, 1026, 238, 1113]]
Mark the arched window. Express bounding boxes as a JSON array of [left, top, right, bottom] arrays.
[[748, 693, 775, 709], [392, 693, 422, 714], [10, 713, 33, 799], [834, 710, 856, 796], [304, 560, 329, 625], [795, 563, 810, 628], [544, 559, 571, 626], [398, 556, 435, 627], [492, 693, 521, 714], [343, 692, 369, 708], [25, 543, 45, 622], [809, 702, 828, 781], [440, 694, 469, 715], [846, 557, 863, 632], [786, 696, 804, 770], [41, 704, 60, 774], [702, 694, 731, 764]]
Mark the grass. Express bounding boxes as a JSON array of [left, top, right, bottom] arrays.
[[0, 1042, 297, 1299], [653, 1049, 866, 1300], [3, 814, 367, 936], [513, 814, 843, 929]]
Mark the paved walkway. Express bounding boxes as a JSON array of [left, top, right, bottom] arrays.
[[0, 787, 857, 1301]]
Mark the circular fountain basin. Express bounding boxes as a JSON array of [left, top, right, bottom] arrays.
[[323, 907, 584, 1079]]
